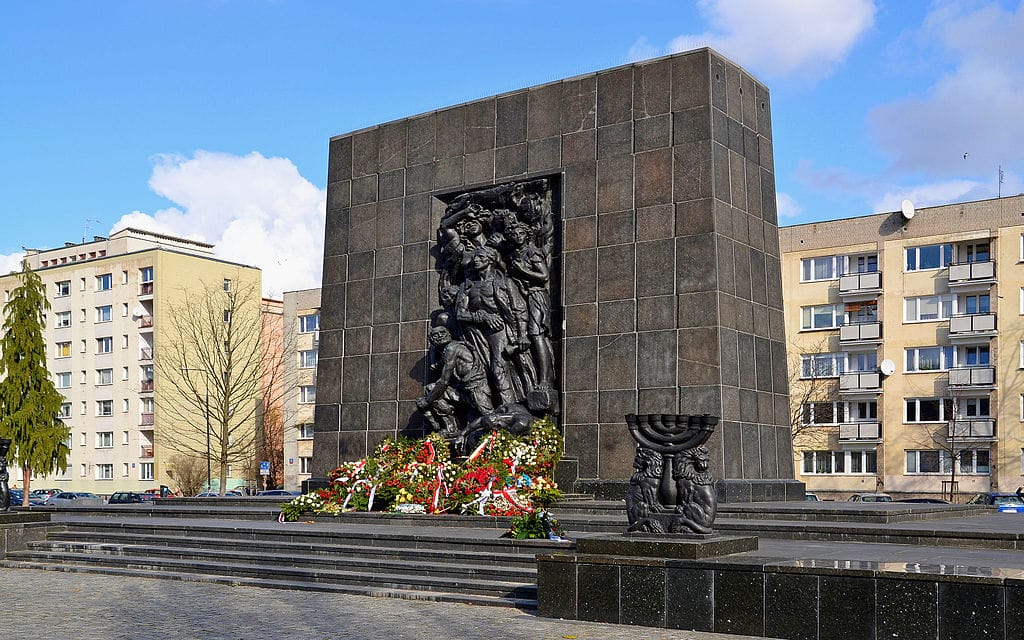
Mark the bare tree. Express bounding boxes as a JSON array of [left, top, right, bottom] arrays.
[[787, 337, 839, 451], [155, 277, 268, 495], [165, 453, 208, 497]]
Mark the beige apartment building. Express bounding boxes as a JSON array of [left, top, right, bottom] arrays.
[[780, 195, 1024, 499], [282, 287, 320, 491], [1, 228, 262, 495]]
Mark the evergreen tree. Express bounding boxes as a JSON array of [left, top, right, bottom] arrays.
[[0, 260, 70, 505]]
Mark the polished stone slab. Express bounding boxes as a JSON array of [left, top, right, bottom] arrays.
[[577, 532, 758, 559]]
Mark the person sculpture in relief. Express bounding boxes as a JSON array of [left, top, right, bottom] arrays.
[[0, 438, 11, 512], [419, 179, 557, 452]]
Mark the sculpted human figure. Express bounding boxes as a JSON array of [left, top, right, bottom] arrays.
[[506, 223, 554, 391], [0, 438, 11, 513], [415, 326, 494, 438], [455, 246, 529, 405]]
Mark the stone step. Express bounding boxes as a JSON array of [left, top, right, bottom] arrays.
[[1, 550, 537, 599], [0, 561, 536, 609]]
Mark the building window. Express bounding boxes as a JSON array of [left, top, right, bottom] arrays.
[[97, 400, 113, 416], [122, 399, 130, 413], [298, 423, 315, 439], [55, 311, 72, 328], [801, 255, 843, 282], [80, 339, 87, 353], [141, 397, 154, 413], [962, 346, 990, 366], [80, 370, 87, 384], [96, 432, 113, 448], [905, 398, 954, 423], [962, 294, 990, 315], [140, 462, 154, 481], [55, 280, 71, 297], [801, 402, 845, 426], [800, 353, 846, 378], [141, 267, 153, 283], [299, 349, 318, 368], [96, 464, 114, 480], [905, 243, 953, 272], [848, 253, 878, 273], [299, 314, 320, 333], [96, 274, 113, 291], [55, 341, 72, 358], [122, 366, 129, 380], [300, 457, 312, 474], [848, 351, 877, 372], [96, 369, 113, 386], [905, 346, 954, 372], [962, 397, 990, 418], [223, 310, 232, 323], [80, 308, 86, 323], [963, 242, 990, 263], [58, 402, 72, 419], [845, 300, 878, 324], [223, 278, 232, 292], [906, 449, 990, 474], [123, 334, 129, 349], [904, 295, 954, 322], [96, 336, 113, 354], [122, 302, 129, 317], [96, 305, 112, 323], [122, 463, 130, 477], [55, 372, 71, 389], [802, 450, 877, 475], [299, 386, 316, 404], [851, 400, 877, 421], [80, 464, 87, 477], [800, 304, 843, 330]]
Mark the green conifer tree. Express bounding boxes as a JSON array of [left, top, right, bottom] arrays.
[[0, 260, 70, 505]]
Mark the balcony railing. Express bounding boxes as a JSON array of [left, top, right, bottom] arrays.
[[312, 330, 319, 347], [138, 316, 154, 329], [838, 271, 882, 296], [140, 380, 154, 392], [838, 421, 882, 441], [948, 260, 995, 287], [839, 321, 882, 343], [139, 347, 153, 361], [839, 371, 881, 393], [140, 446, 154, 458], [140, 412, 154, 426], [139, 282, 154, 295], [948, 365, 995, 388], [948, 313, 996, 337], [948, 419, 995, 440]]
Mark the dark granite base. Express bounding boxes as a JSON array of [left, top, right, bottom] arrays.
[[577, 533, 758, 559], [0, 512, 49, 524], [572, 478, 806, 502]]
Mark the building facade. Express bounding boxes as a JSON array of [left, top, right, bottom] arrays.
[[1, 228, 262, 495], [282, 288, 320, 491], [780, 195, 1024, 499]]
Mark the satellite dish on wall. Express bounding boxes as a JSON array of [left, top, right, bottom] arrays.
[[879, 359, 896, 376], [900, 199, 916, 221]]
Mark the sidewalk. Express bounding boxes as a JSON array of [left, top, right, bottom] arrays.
[[2, 567, 769, 640]]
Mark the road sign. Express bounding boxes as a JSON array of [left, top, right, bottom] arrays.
[[259, 460, 270, 476]]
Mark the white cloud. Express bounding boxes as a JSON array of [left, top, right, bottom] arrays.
[[0, 252, 25, 276], [663, 0, 876, 80], [626, 36, 662, 63], [110, 151, 326, 297], [869, 2, 1024, 176], [775, 192, 802, 219], [869, 179, 987, 214]]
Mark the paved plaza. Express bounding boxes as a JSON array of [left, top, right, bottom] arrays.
[[2, 567, 767, 640]]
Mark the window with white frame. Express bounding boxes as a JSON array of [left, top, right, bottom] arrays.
[[141, 397, 154, 413], [961, 294, 990, 315], [906, 449, 989, 474], [80, 464, 87, 477], [299, 349, 318, 368], [96, 432, 113, 448], [802, 450, 877, 475], [80, 370, 86, 384], [801, 402, 845, 425], [122, 366, 129, 380], [80, 278, 86, 291], [140, 462, 154, 481], [848, 253, 878, 273], [80, 339, 86, 353], [800, 353, 846, 378], [961, 346, 990, 366], [55, 341, 71, 358], [122, 463, 130, 477], [55, 372, 71, 388], [905, 295, 955, 322], [905, 398, 954, 423], [55, 280, 71, 297], [80, 432, 87, 446], [845, 300, 878, 324], [905, 243, 953, 271], [800, 304, 844, 330], [801, 255, 843, 282], [80, 401, 86, 415], [299, 314, 320, 333], [96, 464, 114, 480], [847, 351, 877, 372], [55, 310, 72, 328], [121, 270, 129, 284], [95, 273, 112, 291], [963, 242, 990, 263], [905, 346, 954, 372], [95, 305, 112, 323], [223, 278, 232, 292], [96, 368, 113, 385], [97, 400, 113, 416], [122, 399, 129, 413], [298, 423, 315, 439], [121, 302, 129, 317], [96, 336, 113, 354], [223, 309, 232, 323], [850, 400, 878, 421], [299, 385, 316, 404], [58, 402, 72, 419], [122, 430, 129, 445], [141, 266, 153, 283], [300, 457, 312, 474], [961, 397, 990, 418]]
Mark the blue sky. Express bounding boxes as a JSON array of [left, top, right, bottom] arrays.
[[2, 1, 1022, 294]]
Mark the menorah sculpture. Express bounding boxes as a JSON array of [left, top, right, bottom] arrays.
[[625, 414, 719, 535]]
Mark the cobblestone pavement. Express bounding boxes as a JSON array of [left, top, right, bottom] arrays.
[[1, 568, 769, 640]]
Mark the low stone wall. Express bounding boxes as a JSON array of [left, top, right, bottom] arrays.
[[0, 512, 53, 557], [537, 551, 1024, 639]]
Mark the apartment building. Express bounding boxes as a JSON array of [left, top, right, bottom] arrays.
[[780, 195, 1024, 499], [1, 228, 262, 494], [282, 288, 320, 491]]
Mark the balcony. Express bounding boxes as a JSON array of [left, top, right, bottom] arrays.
[[947, 366, 995, 390], [947, 419, 996, 441], [947, 260, 995, 291], [138, 316, 154, 330], [140, 412, 154, 426], [139, 282, 154, 296], [838, 271, 882, 301], [312, 330, 320, 347], [140, 445, 154, 458], [838, 421, 882, 442], [140, 380, 154, 393], [139, 347, 153, 361], [948, 313, 997, 343], [839, 371, 881, 395], [839, 320, 882, 345]]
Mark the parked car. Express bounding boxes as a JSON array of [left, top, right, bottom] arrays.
[[847, 493, 893, 502], [30, 488, 62, 501], [965, 492, 1024, 507], [44, 491, 103, 506], [898, 498, 949, 504], [804, 492, 819, 501], [107, 491, 152, 505], [8, 489, 46, 506], [255, 489, 300, 497], [194, 491, 243, 498]]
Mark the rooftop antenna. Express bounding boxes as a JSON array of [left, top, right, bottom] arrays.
[[83, 218, 100, 244], [998, 165, 1004, 198]]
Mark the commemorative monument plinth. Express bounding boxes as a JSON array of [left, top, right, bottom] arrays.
[[310, 46, 802, 503]]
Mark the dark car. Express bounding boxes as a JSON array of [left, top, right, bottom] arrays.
[[898, 498, 949, 504], [107, 491, 152, 505], [255, 489, 301, 497], [965, 492, 1024, 507], [8, 489, 46, 506]]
